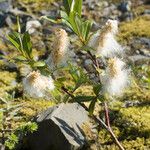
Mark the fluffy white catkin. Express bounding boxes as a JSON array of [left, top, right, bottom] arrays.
[[47, 28, 69, 70], [23, 71, 55, 98], [101, 58, 129, 96], [88, 19, 123, 58]]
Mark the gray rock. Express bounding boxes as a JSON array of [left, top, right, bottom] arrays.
[[84, 59, 94, 73], [140, 49, 150, 57], [0, 0, 13, 27], [139, 37, 150, 48], [131, 38, 150, 50], [84, 59, 93, 66], [90, 73, 96, 79], [21, 103, 94, 150], [123, 101, 141, 108], [144, 9, 150, 15], [129, 55, 150, 64], [0, 0, 12, 13], [0, 12, 7, 27], [26, 20, 41, 34]]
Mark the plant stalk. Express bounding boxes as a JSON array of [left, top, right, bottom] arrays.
[[104, 102, 125, 150]]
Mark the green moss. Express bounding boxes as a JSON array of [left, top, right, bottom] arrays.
[[119, 16, 150, 43], [0, 70, 17, 98], [119, 106, 150, 135], [133, 5, 150, 16], [99, 105, 150, 149], [18, 0, 57, 12], [19, 99, 55, 118], [21, 0, 55, 3]]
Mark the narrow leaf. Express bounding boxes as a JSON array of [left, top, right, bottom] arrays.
[[93, 84, 102, 96], [73, 0, 82, 17], [41, 16, 62, 24], [14, 55, 27, 61], [74, 96, 95, 102], [63, 0, 72, 15], [89, 98, 97, 115], [33, 61, 46, 67], [22, 32, 32, 57]]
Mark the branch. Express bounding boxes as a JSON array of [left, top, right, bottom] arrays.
[[104, 102, 125, 150]]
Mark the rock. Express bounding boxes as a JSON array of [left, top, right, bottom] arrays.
[[0, 0, 14, 28], [19, 103, 95, 150], [139, 37, 150, 48], [84, 59, 93, 66], [0, 0, 12, 13], [26, 20, 42, 34], [130, 38, 150, 55], [140, 49, 150, 57], [123, 100, 141, 107], [144, 9, 150, 15], [0, 143, 5, 150], [84, 59, 94, 73], [5, 15, 14, 27], [118, 1, 132, 13], [90, 73, 96, 79], [129, 55, 150, 64], [0, 12, 7, 27]]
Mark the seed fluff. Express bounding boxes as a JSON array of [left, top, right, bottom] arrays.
[[101, 58, 129, 96], [23, 71, 55, 99]]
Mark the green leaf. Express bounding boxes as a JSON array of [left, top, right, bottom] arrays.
[[60, 10, 69, 20], [5, 133, 18, 150], [0, 97, 8, 104], [68, 11, 78, 34], [74, 96, 95, 102], [74, 14, 82, 36], [66, 0, 82, 17], [93, 84, 102, 96], [89, 98, 97, 115], [57, 77, 66, 82], [97, 95, 105, 102], [33, 61, 46, 67], [63, 0, 82, 16], [17, 16, 21, 33], [60, 11, 73, 30], [41, 16, 62, 24], [63, 0, 72, 15], [7, 32, 21, 52], [14, 55, 27, 61], [72, 0, 82, 17], [83, 20, 93, 42], [22, 32, 32, 57], [69, 64, 78, 82]]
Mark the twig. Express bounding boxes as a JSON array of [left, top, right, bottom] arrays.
[[87, 51, 97, 67], [104, 102, 111, 128], [61, 86, 74, 99], [104, 102, 125, 150]]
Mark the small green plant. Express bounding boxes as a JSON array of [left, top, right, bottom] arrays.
[[0, 94, 23, 150], [0, 93, 38, 150], [6, 0, 132, 149], [5, 122, 38, 150], [7, 17, 46, 69]]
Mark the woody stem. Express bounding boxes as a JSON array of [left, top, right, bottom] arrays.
[[104, 102, 125, 150]]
